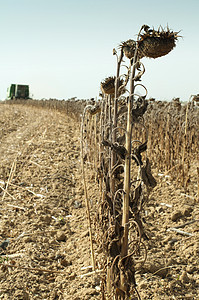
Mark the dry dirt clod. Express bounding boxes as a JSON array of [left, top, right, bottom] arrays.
[[56, 230, 66, 241], [186, 265, 197, 274], [182, 206, 193, 217], [166, 258, 177, 266], [179, 270, 190, 284], [171, 210, 183, 221], [60, 258, 70, 267], [144, 261, 168, 278]]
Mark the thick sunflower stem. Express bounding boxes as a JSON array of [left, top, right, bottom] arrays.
[[111, 50, 124, 220], [120, 44, 139, 296]]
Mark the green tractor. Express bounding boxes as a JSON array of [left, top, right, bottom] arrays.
[[7, 84, 30, 100]]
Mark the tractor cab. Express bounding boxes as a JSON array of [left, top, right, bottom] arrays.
[[7, 84, 30, 100]]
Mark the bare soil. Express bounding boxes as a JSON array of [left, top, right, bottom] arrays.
[[0, 104, 198, 300]]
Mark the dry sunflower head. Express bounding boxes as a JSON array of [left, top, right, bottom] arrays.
[[138, 25, 180, 58], [119, 39, 144, 60], [100, 76, 125, 95], [119, 39, 136, 59], [192, 94, 199, 102]]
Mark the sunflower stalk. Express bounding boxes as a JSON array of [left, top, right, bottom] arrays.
[[104, 49, 125, 296], [120, 40, 140, 296], [111, 49, 124, 214]]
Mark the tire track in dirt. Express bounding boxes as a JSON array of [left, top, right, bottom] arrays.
[[0, 104, 100, 300]]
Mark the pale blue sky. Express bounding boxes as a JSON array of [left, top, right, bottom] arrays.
[[0, 0, 198, 101]]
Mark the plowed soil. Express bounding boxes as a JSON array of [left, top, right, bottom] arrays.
[[0, 103, 198, 300]]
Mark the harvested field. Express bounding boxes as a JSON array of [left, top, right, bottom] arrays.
[[0, 102, 198, 299]]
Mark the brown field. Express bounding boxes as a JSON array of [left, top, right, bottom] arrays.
[[0, 100, 198, 299]]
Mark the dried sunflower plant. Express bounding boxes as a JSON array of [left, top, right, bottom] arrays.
[[80, 25, 179, 299]]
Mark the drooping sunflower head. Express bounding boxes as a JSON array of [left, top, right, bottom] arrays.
[[192, 94, 199, 102], [100, 76, 124, 95], [138, 25, 180, 58], [119, 39, 137, 59]]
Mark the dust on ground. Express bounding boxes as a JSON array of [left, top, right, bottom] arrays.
[[0, 104, 198, 299]]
